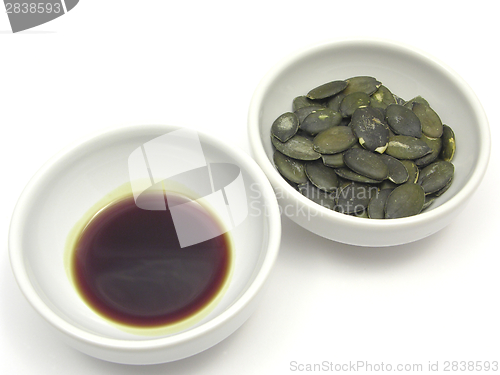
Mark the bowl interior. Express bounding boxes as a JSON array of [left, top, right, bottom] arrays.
[[16, 125, 272, 340], [255, 39, 487, 212]]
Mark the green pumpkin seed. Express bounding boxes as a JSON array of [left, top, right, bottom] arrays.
[[370, 85, 396, 109], [298, 182, 338, 210], [352, 209, 369, 218], [273, 150, 308, 184], [343, 76, 382, 96], [350, 142, 363, 150], [422, 196, 436, 211], [338, 176, 352, 190], [337, 182, 377, 214], [300, 108, 342, 135], [379, 154, 409, 184], [344, 148, 389, 181], [350, 107, 390, 153], [305, 160, 339, 192], [313, 126, 357, 154], [386, 135, 432, 159], [272, 134, 321, 161], [417, 160, 454, 194], [294, 105, 325, 124], [340, 92, 371, 117], [326, 93, 346, 112], [414, 134, 442, 167], [271, 112, 300, 142], [367, 189, 393, 219], [334, 167, 383, 184], [270, 76, 456, 220], [400, 160, 419, 184], [307, 80, 348, 100], [380, 180, 398, 190], [393, 94, 406, 106], [404, 95, 429, 109], [385, 183, 425, 219], [293, 96, 321, 111], [322, 153, 345, 168], [440, 124, 456, 162], [412, 102, 443, 138], [385, 104, 422, 138], [433, 177, 453, 197]]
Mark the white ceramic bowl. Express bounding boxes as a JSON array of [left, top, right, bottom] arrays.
[[248, 38, 490, 247], [9, 124, 281, 364]]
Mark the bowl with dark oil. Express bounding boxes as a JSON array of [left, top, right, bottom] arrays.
[[248, 38, 490, 246], [9, 124, 281, 364]]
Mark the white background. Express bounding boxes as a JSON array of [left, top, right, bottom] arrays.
[[1, 1, 499, 374]]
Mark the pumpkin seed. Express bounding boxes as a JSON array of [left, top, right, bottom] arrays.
[[271, 112, 299, 142], [440, 124, 456, 162], [385, 183, 425, 219], [343, 76, 382, 96], [400, 160, 419, 184], [352, 209, 369, 218], [344, 148, 389, 181], [272, 134, 321, 161], [367, 189, 393, 219], [414, 134, 442, 167], [337, 182, 377, 214], [393, 94, 406, 106], [307, 80, 348, 100], [417, 160, 454, 194], [273, 150, 308, 184], [270, 75, 456, 219], [370, 85, 396, 109], [338, 176, 352, 190], [294, 105, 325, 124], [385, 103, 422, 138], [422, 196, 436, 211], [380, 180, 398, 190], [404, 95, 429, 109], [326, 93, 346, 112], [305, 160, 339, 192], [412, 102, 443, 138], [340, 92, 371, 117], [298, 182, 338, 210], [313, 126, 357, 154], [293, 96, 321, 111], [386, 135, 432, 159], [322, 153, 345, 168], [300, 108, 342, 135], [433, 177, 453, 197], [350, 107, 390, 153], [379, 154, 409, 184], [334, 167, 383, 184]]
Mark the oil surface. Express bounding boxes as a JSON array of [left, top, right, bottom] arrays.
[[71, 192, 231, 328]]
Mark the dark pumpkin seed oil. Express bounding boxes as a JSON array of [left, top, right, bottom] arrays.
[[70, 192, 231, 329]]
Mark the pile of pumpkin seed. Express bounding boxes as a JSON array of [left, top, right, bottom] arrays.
[[271, 76, 456, 219]]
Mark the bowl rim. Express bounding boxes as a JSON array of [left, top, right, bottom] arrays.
[[8, 123, 282, 350], [248, 37, 490, 230]]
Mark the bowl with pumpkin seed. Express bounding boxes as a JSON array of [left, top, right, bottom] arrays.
[[248, 38, 490, 247]]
